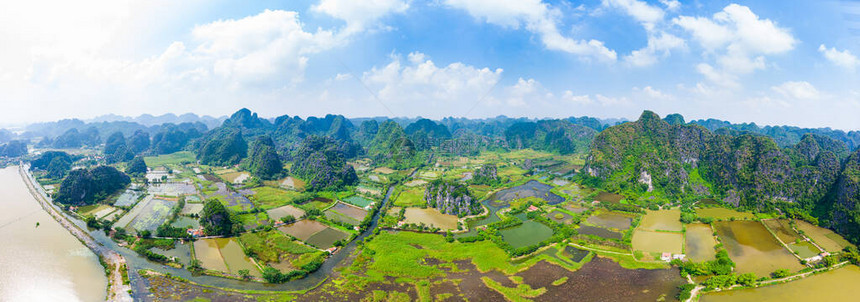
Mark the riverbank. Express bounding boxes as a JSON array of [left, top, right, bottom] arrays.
[[19, 164, 133, 302]]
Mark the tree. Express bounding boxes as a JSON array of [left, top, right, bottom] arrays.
[[281, 215, 296, 224], [200, 200, 234, 236], [245, 135, 282, 180], [46, 156, 72, 179], [126, 156, 147, 176], [771, 268, 791, 279], [238, 269, 251, 280], [736, 273, 757, 287]]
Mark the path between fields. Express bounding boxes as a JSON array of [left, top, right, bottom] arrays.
[[20, 165, 133, 302]]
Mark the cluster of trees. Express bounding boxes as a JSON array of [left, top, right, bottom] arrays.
[[504, 120, 596, 155], [261, 257, 324, 283], [54, 166, 130, 205], [200, 200, 240, 236], [243, 135, 282, 180], [290, 136, 358, 191], [30, 151, 76, 179]]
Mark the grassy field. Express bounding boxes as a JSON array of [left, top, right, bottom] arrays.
[[393, 186, 425, 207], [238, 230, 321, 265], [144, 151, 196, 167], [251, 186, 309, 209]]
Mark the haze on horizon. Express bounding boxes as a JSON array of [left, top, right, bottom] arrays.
[[1, 0, 858, 130]]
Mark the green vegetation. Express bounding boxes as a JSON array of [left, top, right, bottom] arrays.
[[482, 276, 546, 302], [197, 128, 247, 166], [55, 166, 130, 205], [200, 200, 237, 236], [126, 156, 147, 177], [290, 135, 358, 191], [144, 151, 196, 167], [244, 135, 282, 180]]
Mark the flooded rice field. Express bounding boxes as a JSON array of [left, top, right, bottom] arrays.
[[795, 220, 853, 253], [762, 219, 801, 243], [151, 241, 192, 265], [148, 182, 197, 197], [0, 167, 107, 301], [114, 190, 140, 207], [115, 196, 177, 233], [403, 208, 459, 230], [639, 209, 682, 232], [266, 205, 306, 222], [632, 230, 683, 254], [500, 220, 554, 249], [563, 203, 588, 214], [328, 202, 368, 222], [701, 265, 860, 302], [193, 238, 261, 277], [685, 223, 718, 262], [577, 225, 623, 240], [595, 192, 624, 203], [696, 207, 755, 220], [713, 221, 804, 276], [306, 227, 349, 248], [787, 241, 820, 258], [492, 180, 564, 205], [586, 212, 633, 230], [179, 202, 204, 216], [563, 246, 590, 262], [279, 219, 328, 240], [206, 182, 254, 211]]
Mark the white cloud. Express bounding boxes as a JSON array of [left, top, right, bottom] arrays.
[[675, 4, 796, 87], [445, 0, 617, 62], [771, 81, 820, 100], [634, 86, 672, 100], [602, 0, 665, 31], [818, 44, 859, 71], [695, 63, 738, 88], [312, 0, 409, 35], [362, 52, 503, 105], [659, 0, 680, 11], [625, 32, 685, 67], [562, 91, 593, 104]]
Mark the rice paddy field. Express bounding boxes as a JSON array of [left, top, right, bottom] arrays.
[[402, 207, 458, 230], [696, 207, 755, 220], [279, 220, 330, 241], [179, 203, 204, 216], [372, 167, 396, 174], [762, 219, 801, 243], [306, 228, 350, 249], [595, 192, 624, 203], [143, 151, 196, 167], [492, 180, 564, 205], [795, 220, 854, 253], [148, 182, 197, 197], [713, 220, 804, 276], [577, 225, 623, 240], [207, 182, 254, 211], [115, 196, 177, 233], [702, 265, 860, 302], [238, 230, 323, 269], [638, 209, 682, 232], [586, 212, 633, 230], [170, 216, 200, 229], [266, 205, 305, 222], [251, 186, 307, 209], [342, 196, 374, 208], [151, 241, 193, 265], [324, 202, 368, 226], [632, 230, 683, 254], [547, 209, 576, 224], [114, 191, 141, 207], [193, 238, 261, 277], [394, 186, 426, 207], [685, 223, 718, 262]]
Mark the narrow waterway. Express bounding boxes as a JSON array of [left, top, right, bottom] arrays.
[[0, 166, 107, 301]]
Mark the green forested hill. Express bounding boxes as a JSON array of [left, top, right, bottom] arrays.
[[585, 110, 860, 242]]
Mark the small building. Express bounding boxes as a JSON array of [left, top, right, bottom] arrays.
[[527, 205, 540, 212], [187, 228, 204, 237], [661, 252, 672, 262], [326, 247, 338, 254]]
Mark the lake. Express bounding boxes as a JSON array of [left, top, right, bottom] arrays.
[[0, 167, 107, 301]]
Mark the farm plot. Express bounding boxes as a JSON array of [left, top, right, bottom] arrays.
[[796, 220, 854, 252], [207, 182, 254, 211], [343, 196, 374, 208], [306, 228, 350, 249], [116, 196, 177, 234], [279, 220, 329, 241], [144, 151, 195, 167], [714, 221, 804, 276], [696, 208, 755, 220], [577, 225, 623, 240], [394, 186, 425, 207], [639, 209, 682, 232], [402, 208, 458, 230], [492, 180, 564, 205], [252, 186, 307, 209], [148, 182, 197, 197], [114, 191, 140, 207], [193, 238, 261, 277], [686, 223, 718, 262], [267, 205, 306, 222], [179, 203, 204, 216], [632, 230, 683, 254], [325, 202, 368, 224], [547, 209, 576, 225], [171, 216, 200, 229], [586, 212, 633, 230]]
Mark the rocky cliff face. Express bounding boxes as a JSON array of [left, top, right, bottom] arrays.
[[830, 149, 860, 239], [425, 181, 479, 217]]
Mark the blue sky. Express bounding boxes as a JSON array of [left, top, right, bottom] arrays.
[[0, 0, 858, 130]]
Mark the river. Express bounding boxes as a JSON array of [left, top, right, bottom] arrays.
[[0, 166, 107, 301]]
